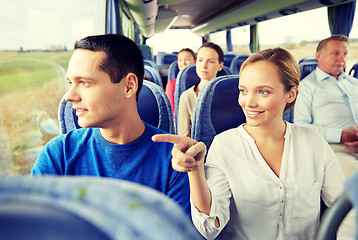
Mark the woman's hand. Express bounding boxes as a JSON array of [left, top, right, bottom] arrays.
[[152, 134, 207, 172]]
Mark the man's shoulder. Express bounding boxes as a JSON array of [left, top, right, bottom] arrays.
[[47, 128, 95, 147], [142, 123, 173, 146], [301, 69, 318, 84]]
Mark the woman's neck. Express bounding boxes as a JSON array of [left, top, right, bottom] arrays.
[[244, 120, 286, 142], [196, 78, 212, 93]]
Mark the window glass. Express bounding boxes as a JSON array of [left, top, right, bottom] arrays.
[[231, 26, 251, 54], [0, 0, 105, 175]]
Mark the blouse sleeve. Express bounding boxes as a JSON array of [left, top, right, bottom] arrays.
[[191, 136, 232, 239]]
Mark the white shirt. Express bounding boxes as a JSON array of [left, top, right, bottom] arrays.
[[294, 67, 358, 143], [191, 123, 347, 240]]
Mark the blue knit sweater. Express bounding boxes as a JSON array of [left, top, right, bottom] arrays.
[[32, 122, 190, 216]]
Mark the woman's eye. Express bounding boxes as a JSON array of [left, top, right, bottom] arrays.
[[239, 89, 246, 94], [259, 90, 269, 94], [82, 81, 89, 86]]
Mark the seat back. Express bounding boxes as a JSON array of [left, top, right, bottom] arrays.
[[230, 54, 250, 74], [221, 65, 232, 75], [162, 54, 177, 65], [156, 52, 177, 65], [173, 65, 233, 127], [167, 60, 179, 83], [191, 75, 245, 149], [137, 80, 175, 133], [0, 176, 202, 240], [144, 59, 159, 73], [316, 191, 352, 240], [298, 56, 316, 64], [144, 65, 164, 88], [283, 108, 294, 123], [58, 80, 174, 134], [138, 44, 154, 61], [316, 171, 358, 240], [349, 62, 358, 78], [223, 52, 238, 67], [299, 61, 318, 80]]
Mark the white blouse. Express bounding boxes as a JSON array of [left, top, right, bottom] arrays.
[[191, 123, 347, 240]]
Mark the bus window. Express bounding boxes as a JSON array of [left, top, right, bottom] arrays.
[[0, 0, 106, 175], [231, 26, 251, 54]]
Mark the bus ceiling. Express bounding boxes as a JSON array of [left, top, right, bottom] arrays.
[[119, 0, 355, 38]]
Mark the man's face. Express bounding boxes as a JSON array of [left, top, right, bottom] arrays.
[[316, 40, 348, 79], [65, 49, 126, 129]]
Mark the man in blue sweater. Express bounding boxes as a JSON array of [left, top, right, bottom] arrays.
[[32, 34, 190, 216]]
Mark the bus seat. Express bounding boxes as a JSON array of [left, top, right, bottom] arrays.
[[144, 65, 164, 88], [298, 56, 316, 64], [58, 80, 175, 134], [283, 108, 294, 123], [167, 60, 179, 83], [156, 52, 177, 65], [191, 75, 245, 149], [174, 65, 233, 131], [230, 54, 250, 74], [223, 52, 238, 67], [137, 80, 175, 134], [162, 54, 177, 65], [174, 64, 200, 130], [221, 65, 232, 75], [349, 62, 358, 78], [0, 176, 202, 240], [299, 61, 317, 80], [138, 44, 154, 61], [144, 59, 159, 73], [316, 171, 358, 240]]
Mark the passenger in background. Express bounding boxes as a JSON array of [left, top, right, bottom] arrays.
[[294, 35, 358, 177], [31, 34, 191, 217], [165, 48, 196, 116], [153, 48, 354, 239], [177, 43, 223, 137]]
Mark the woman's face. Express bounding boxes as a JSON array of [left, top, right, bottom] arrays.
[[177, 51, 195, 71], [238, 61, 296, 128], [196, 47, 223, 81]]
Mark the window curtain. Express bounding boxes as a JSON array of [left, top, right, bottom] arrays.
[[250, 24, 259, 53], [328, 1, 356, 36]]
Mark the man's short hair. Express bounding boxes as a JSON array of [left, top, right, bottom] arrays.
[[74, 34, 144, 100], [316, 35, 349, 53]]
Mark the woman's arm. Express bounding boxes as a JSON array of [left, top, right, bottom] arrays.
[[152, 134, 219, 226]]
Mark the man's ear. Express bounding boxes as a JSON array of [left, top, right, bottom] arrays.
[[315, 51, 320, 63], [123, 73, 138, 99]]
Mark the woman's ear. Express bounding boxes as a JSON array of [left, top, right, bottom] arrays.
[[287, 86, 297, 103], [218, 62, 224, 71], [123, 73, 138, 99]]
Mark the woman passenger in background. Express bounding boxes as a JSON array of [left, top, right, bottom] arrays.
[[154, 48, 354, 239], [165, 48, 196, 117], [177, 43, 223, 137]]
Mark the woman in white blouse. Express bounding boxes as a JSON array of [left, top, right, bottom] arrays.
[[153, 48, 351, 239]]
